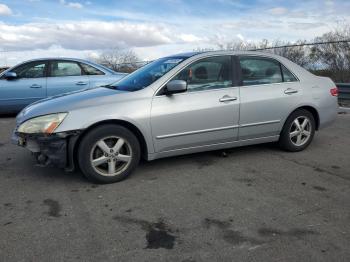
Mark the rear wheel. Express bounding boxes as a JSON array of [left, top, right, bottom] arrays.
[[279, 109, 315, 152], [78, 125, 140, 183]]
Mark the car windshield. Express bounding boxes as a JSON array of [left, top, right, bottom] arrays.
[[109, 56, 188, 91]]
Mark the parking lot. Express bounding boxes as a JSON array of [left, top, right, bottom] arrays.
[[0, 113, 349, 262]]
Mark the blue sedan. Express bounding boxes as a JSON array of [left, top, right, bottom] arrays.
[[0, 58, 126, 113]]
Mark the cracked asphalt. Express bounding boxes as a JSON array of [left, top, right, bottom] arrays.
[[0, 114, 349, 262]]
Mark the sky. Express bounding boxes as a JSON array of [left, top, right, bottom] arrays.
[[0, 0, 349, 66]]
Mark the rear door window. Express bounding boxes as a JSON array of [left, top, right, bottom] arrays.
[[80, 63, 105, 75], [281, 65, 298, 82], [239, 57, 283, 86], [50, 61, 83, 77]]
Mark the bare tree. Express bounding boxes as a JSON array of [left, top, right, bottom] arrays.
[[94, 49, 141, 73], [216, 40, 260, 51], [216, 39, 310, 67], [267, 40, 310, 68], [310, 25, 350, 82]]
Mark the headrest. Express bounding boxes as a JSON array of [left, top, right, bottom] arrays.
[[194, 66, 208, 80], [242, 67, 251, 77], [265, 67, 277, 77]]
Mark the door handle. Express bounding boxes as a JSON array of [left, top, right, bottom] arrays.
[[76, 81, 88, 86], [219, 95, 237, 102], [30, 84, 42, 88], [284, 88, 298, 94]]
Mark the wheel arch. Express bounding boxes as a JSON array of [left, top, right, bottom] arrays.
[[283, 105, 320, 131], [70, 119, 149, 171], [297, 106, 320, 130]]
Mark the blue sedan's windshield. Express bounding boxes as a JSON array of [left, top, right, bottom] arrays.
[[110, 56, 188, 91]]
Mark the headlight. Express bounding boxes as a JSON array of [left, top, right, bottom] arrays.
[[17, 113, 68, 134]]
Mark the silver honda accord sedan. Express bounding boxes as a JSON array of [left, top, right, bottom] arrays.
[[12, 51, 338, 183]]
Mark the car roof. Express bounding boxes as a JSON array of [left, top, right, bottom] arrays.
[[17, 57, 88, 63], [5, 57, 124, 75], [166, 52, 202, 58], [170, 50, 285, 59], [20, 57, 95, 63]]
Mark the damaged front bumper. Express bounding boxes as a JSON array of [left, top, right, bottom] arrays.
[[11, 130, 82, 171]]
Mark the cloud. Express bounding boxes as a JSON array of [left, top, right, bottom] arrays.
[[0, 20, 200, 51], [0, 3, 12, 16], [1, 0, 349, 66], [268, 7, 288, 15], [60, 0, 83, 9], [67, 2, 83, 9], [179, 34, 203, 43], [324, 0, 334, 6], [288, 22, 326, 30]]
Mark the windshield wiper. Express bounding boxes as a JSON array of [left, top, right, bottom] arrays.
[[100, 84, 119, 90]]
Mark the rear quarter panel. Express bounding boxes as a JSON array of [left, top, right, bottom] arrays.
[[276, 58, 337, 130], [307, 76, 338, 128]]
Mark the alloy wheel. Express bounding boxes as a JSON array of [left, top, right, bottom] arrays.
[[289, 116, 312, 146], [90, 136, 132, 177]]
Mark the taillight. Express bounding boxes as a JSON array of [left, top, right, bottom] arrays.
[[330, 87, 338, 96]]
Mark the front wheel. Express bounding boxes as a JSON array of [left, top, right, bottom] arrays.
[[78, 125, 141, 183], [279, 109, 316, 152]]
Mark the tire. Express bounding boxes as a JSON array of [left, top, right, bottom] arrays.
[[78, 124, 141, 184], [279, 109, 316, 152]]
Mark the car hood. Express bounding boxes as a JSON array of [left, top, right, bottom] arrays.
[[17, 87, 127, 124]]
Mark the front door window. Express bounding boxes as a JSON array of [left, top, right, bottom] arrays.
[[172, 56, 233, 92], [13, 62, 46, 79]]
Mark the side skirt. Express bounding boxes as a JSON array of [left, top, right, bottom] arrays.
[[147, 135, 279, 161]]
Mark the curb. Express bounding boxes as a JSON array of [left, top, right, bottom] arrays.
[[338, 107, 350, 113]]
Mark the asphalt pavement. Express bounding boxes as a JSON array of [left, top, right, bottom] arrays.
[[0, 114, 349, 262]]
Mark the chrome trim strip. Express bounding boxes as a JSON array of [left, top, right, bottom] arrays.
[[239, 135, 280, 143], [156, 120, 280, 139], [239, 81, 299, 88], [239, 120, 280, 128], [156, 125, 239, 139], [0, 97, 43, 101]]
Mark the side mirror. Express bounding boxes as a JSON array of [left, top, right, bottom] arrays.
[[165, 80, 187, 95], [4, 72, 17, 80]]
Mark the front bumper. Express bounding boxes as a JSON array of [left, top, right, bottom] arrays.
[[12, 130, 81, 170]]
